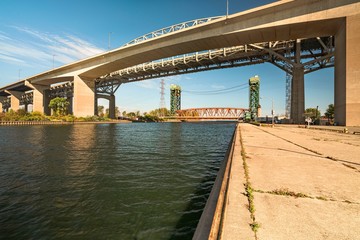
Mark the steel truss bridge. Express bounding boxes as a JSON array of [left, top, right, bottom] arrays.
[[175, 108, 247, 120], [94, 37, 334, 96]]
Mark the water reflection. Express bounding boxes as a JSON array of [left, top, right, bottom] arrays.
[[0, 122, 235, 239]]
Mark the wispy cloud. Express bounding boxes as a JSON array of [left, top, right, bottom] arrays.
[[134, 79, 159, 89], [0, 26, 106, 68], [134, 76, 187, 90], [211, 84, 226, 89]]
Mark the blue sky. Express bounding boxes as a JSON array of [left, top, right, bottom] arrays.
[[0, 0, 334, 116]]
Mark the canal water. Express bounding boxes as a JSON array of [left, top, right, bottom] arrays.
[[0, 122, 235, 239]]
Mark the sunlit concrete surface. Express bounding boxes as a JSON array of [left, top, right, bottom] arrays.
[[220, 124, 360, 240]]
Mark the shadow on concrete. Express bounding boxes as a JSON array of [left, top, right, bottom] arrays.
[[247, 144, 360, 167]]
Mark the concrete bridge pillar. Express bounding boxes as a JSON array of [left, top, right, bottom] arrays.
[[95, 94, 116, 119], [291, 66, 305, 124], [290, 39, 305, 124], [73, 75, 95, 117], [109, 94, 116, 119], [5, 90, 22, 112], [335, 15, 360, 126], [26, 82, 51, 115], [0, 97, 4, 112]]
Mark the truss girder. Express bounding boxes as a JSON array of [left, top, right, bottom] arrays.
[[98, 37, 334, 88], [20, 92, 33, 105], [49, 82, 74, 98], [1, 97, 11, 110], [123, 16, 223, 47], [95, 79, 122, 95], [176, 108, 247, 119]]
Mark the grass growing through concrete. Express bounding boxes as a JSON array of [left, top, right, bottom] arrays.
[[250, 222, 261, 232], [269, 188, 311, 198], [239, 126, 260, 237]]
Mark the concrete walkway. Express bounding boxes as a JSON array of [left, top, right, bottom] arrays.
[[220, 124, 360, 240]]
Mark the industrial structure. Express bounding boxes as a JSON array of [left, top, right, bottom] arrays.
[[170, 84, 181, 115], [249, 76, 260, 121], [0, 0, 359, 125]]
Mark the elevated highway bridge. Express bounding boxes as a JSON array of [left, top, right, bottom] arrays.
[[0, 0, 359, 125]]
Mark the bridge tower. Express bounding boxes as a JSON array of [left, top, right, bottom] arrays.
[[249, 76, 260, 121], [170, 84, 181, 115]]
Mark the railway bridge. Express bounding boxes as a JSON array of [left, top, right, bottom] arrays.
[[176, 108, 247, 120], [0, 0, 359, 125]]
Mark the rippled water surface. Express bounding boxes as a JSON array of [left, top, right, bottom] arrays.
[[0, 122, 235, 239]]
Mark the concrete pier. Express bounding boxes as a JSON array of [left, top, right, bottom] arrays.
[[198, 123, 360, 239]]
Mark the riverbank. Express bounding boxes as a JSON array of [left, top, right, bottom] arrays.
[[216, 123, 360, 239], [0, 119, 132, 126]]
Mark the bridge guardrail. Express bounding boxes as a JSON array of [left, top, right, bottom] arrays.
[[0, 121, 73, 126]]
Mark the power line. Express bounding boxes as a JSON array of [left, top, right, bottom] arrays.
[[182, 82, 248, 95]]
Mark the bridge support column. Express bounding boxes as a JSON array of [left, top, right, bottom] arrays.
[[335, 15, 360, 126], [0, 97, 4, 112], [95, 94, 116, 119], [26, 82, 51, 115], [5, 90, 22, 112], [290, 39, 305, 124], [73, 76, 95, 117], [109, 94, 116, 119], [291, 67, 305, 124]]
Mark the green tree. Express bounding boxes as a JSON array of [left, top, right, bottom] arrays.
[[127, 112, 136, 118], [115, 107, 120, 118], [325, 104, 334, 123], [49, 97, 69, 116], [98, 105, 105, 117], [122, 111, 127, 117], [305, 108, 321, 122], [149, 108, 170, 117]]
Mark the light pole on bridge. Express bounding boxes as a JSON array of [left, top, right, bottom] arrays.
[[108, 32, 113, 50], [226, 0, 229, 18]]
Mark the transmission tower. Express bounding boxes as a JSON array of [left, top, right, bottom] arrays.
[[170, 84, 181, 115], [159, 79, 166, 117], [249, 75, 260, 121]]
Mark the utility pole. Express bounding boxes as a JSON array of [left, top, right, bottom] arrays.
[[108, 32, 112, 50], [226, 0, 229, 18], [261, 96, 274, 127]]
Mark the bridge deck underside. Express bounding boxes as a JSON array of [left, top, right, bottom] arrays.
[[97, 38, 334, 88]]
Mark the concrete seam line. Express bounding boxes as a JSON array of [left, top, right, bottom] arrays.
[[240, 124, 259, 239]]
